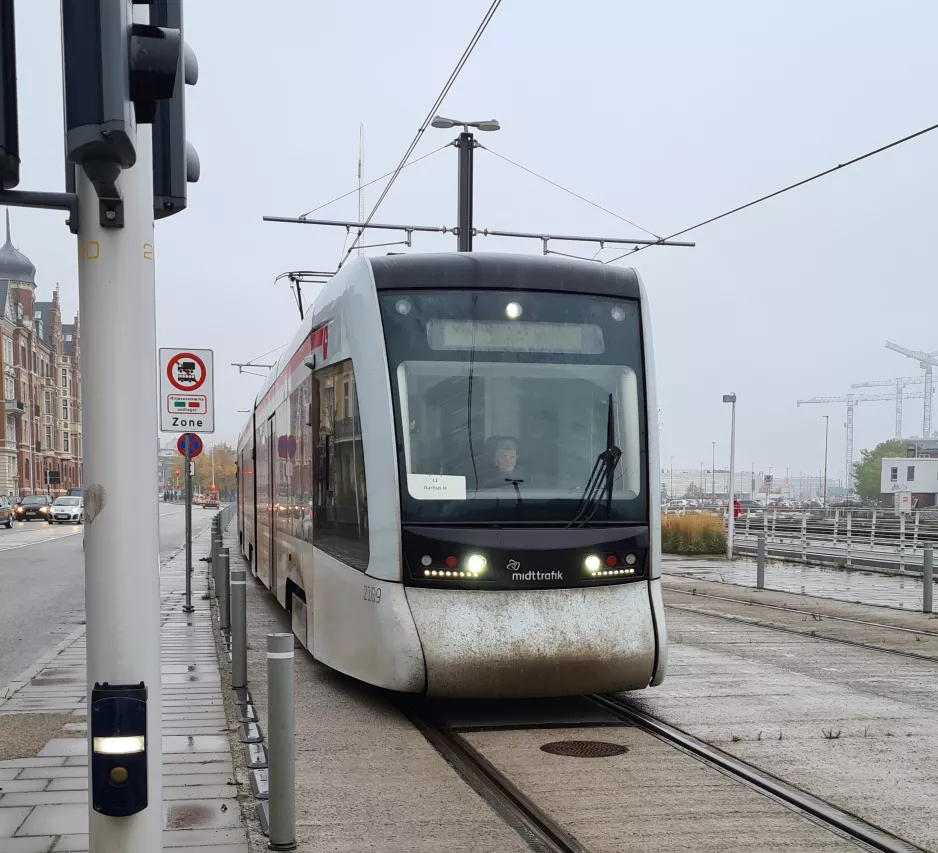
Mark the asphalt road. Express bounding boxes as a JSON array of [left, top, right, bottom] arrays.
[[0, 501, 221, 689]]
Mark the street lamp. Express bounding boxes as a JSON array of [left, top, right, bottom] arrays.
[[711, 441, 715, 500], [670, 455, 674, 500], [430, 115, 500, 252], [723, 393, 737, 560], [822, 414, 829, 508]]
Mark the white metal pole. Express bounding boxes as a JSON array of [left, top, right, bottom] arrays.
[[79, 90, 162, 853], [728, 399, 736, 560], [823, 415, 829, 507]]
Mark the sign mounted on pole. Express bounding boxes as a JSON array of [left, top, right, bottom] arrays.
[[160, 348, 214, 432], [177, 432, 203, 459]]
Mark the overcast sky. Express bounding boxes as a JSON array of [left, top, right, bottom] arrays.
[[8, 1, 938, 483]]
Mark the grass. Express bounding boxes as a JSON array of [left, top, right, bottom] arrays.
[[661, 513, 727, 555]]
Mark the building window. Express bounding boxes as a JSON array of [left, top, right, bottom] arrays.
[[3, 375, 12, 401], [44, 425, 52, 450], [43, 391, 52, 415], [19, 344, 25, 367], [63, 431, 70, 453], [61, 367, 68, 389], [890, 467, 898, 482], [2, 335, 11, 365], [62, 399, 68, 421], [907, 465, 915, 482]]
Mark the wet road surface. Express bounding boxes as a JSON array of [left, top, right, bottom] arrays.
[[0, 503, 217, 688]]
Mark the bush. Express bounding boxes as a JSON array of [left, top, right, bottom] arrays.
[[661, 512, 727, 554]]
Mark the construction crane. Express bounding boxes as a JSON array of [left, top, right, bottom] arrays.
[[850, 375, 933, 439], [884, 342, 938, 437], [797, 391, 926, 493]]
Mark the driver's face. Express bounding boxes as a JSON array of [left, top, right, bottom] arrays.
[[495, 445, 517, 471]]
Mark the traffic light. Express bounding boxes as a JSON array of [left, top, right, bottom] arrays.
[[0, 0, 19, 190], [62, 0, 182, 189], [150, 0, 199, 219]]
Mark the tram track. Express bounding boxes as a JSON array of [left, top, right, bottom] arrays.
[[591, 695, 926, 853], [400, 700, 589, 853], [665, 587, 938, 638], [401, 692, 927, 853], [665, 603, 938, 662], [663, 591, 938, 662]]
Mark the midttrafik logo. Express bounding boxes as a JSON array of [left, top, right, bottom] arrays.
[[512, 570, 564, 581]]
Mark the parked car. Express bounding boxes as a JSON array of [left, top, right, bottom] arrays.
[[0, 496, 12, 528], [67, 487, 84, 498], [51, 496, 84, 524], [202, 494, 219, 509], [15, 495, 53, 522]]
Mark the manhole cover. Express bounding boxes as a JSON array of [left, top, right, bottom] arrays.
[[540, 740, 628, 758]]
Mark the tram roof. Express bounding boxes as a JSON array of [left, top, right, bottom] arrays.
[[368, 252, 642, 299]]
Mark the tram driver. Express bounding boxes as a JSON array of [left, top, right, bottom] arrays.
[[479, 436, 524, 488]]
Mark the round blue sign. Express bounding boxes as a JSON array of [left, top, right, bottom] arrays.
[[177, 432, 203, 459]]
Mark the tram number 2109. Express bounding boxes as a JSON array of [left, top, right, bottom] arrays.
[[363, 585, 382, 604]]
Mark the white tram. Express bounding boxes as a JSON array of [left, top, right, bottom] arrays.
[[237, 252, 667, 698]]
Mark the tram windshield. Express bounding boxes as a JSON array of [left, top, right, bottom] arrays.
[[379, 289, 648, 525]]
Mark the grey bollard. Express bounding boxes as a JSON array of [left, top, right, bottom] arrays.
[[267, 633, 296, 851], [924, 545, 933, 614], [213, 533, 225, 599], [230, 566, 247, 689], [757, 534, 766, 589], [209, 534, 221, 599], [218, 547, 231, 632]]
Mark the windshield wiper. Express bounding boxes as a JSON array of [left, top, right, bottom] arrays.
[[568, 393, 620, 528]]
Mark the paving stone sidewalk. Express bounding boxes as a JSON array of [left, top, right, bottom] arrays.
[[0, 528, 249, 852]]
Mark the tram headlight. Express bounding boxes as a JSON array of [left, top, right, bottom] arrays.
[[466, 554, 486, 574], [505, 301, 522, 319], [625, 553, 637, 566], [584, 554, 601, 573]]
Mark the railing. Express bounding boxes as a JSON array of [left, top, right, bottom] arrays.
[[215, 502, 237, 532], [719, 506, 938, 572]]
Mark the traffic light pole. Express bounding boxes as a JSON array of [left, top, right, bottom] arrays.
[[79, 113, 163, 850]]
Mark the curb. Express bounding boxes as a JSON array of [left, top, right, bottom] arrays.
[[0, 624, 87, 710]]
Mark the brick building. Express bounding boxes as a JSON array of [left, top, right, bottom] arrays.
[[0, 212, 82, 497]]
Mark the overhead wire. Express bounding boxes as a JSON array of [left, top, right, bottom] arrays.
[[604, 119, 938, 266], [477, 143, 661, 239], [245, 342, 288, 366], [338, 0, 503, 268], [297, 144, 451, 219]]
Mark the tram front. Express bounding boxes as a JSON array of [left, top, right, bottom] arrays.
[[373, 253, 667, 698]]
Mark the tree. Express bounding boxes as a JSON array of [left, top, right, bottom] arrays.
[[852, 439, 907, 500], [173, 442, 237, 494]]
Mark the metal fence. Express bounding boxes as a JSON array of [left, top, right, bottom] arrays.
[[725, 507, 938, 572], [216, 502, 236, 533]]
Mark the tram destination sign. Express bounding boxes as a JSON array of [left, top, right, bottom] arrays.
[[159, 348, 215, 433]]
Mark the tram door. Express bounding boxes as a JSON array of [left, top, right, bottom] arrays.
[[267, 415, 277, 596]]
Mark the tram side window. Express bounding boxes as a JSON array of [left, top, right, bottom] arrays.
[[274, 402, 293, 536], [288, 377, 314, 544], [312, 359, 368, 570], [256, 425, 270, 522]]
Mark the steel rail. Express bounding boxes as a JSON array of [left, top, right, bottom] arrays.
[[592, 695, 926, 853]]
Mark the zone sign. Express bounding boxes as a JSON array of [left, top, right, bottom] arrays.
[[159, 348, 215, 433]]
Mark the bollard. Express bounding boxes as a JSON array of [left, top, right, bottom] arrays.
[[757, 534, 765, 589], [267, 633, 296, 851], [925, 545, 934, 614], [218, 547, 231, 632], [230, 565, 247, 689], [209, 534, 220, 599]]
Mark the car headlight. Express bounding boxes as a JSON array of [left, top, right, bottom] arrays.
[[39, 507, 48, 513]]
